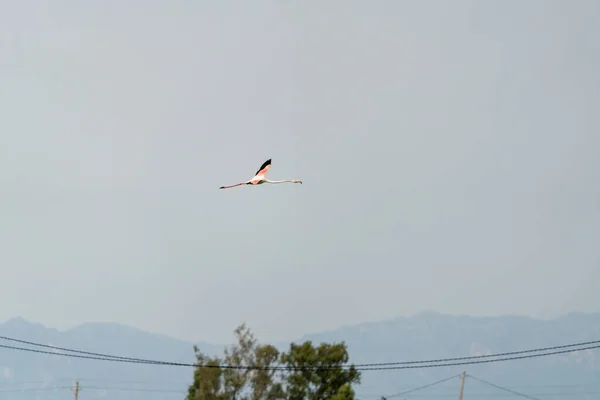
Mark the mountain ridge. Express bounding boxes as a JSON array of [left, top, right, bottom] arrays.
[[7, 310, 599, 344]]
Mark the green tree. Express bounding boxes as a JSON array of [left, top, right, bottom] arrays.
[[187, 324, 281, 400], [330, 384, 356, 400], [222, 323, 256, 399], [187, 324, 360, 400], [186, 348, 226, 400], [250, 344, 285, 400], [281, 341, 360, 400]]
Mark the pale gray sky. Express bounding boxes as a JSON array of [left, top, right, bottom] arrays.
[[1, 0, 599, 344]]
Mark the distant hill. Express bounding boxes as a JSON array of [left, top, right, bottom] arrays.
[[300, 311, 600, 398], [1, 312, 599, 400], [0, 317, 218, 400]]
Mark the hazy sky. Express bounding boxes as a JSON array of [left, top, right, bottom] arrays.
[[1, 0, 599, 344]]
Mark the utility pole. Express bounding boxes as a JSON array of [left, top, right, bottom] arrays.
[[73, 380, 80, 400], [458, 371, 466, 400]]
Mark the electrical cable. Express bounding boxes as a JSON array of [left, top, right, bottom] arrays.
[[467, 374, 542, 400], [81, 385, 186, 393], [0, 334, 163, 364], [350, 339, 600, 368], [1, 341, 599, 371], [1, 334, 598, 370], [0, 386, 71, 393], [383, 373, 461, 398]]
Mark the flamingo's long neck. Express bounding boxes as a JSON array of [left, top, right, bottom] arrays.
[[266, 179, 293, 184]]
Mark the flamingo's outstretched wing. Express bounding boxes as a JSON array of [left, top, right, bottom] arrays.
[[254, 159, 271, 177], [219, 182, 246, 190], [220, 159, 271, 189]]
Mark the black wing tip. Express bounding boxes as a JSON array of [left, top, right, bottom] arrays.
[[256, 158, 272, 175]]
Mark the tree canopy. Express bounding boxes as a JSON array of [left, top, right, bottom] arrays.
[[186, 323, 360, 400]]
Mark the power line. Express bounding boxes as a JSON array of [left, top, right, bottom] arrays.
[[367, 393, 600, 398], [380, 372, 580, 400], [3, 376, 598, 398], [383, 373, 462, 399], [0, 386, 71, 393], [350, 339, 600, 367], [0, 335, 160, 364], [81, 385, 186, 393], [6, 378, 597, 390], [0, 377, 189, 386], [0, 385, 187, 395], [2, 334, 599, 369], [467, 374, 542, 400], [0, 337, 598, 371], [1, 342, 598, 371]]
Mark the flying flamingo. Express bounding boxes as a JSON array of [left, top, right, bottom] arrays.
[[219, 159, 302, 190]]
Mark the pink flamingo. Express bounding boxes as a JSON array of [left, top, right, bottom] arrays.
[[219, 159, 303, 190]]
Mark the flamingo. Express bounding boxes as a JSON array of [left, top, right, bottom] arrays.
[[219, 159, 302, 189]]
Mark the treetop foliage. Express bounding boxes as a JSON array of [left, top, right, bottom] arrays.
[[186, 323, 360, 400]]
